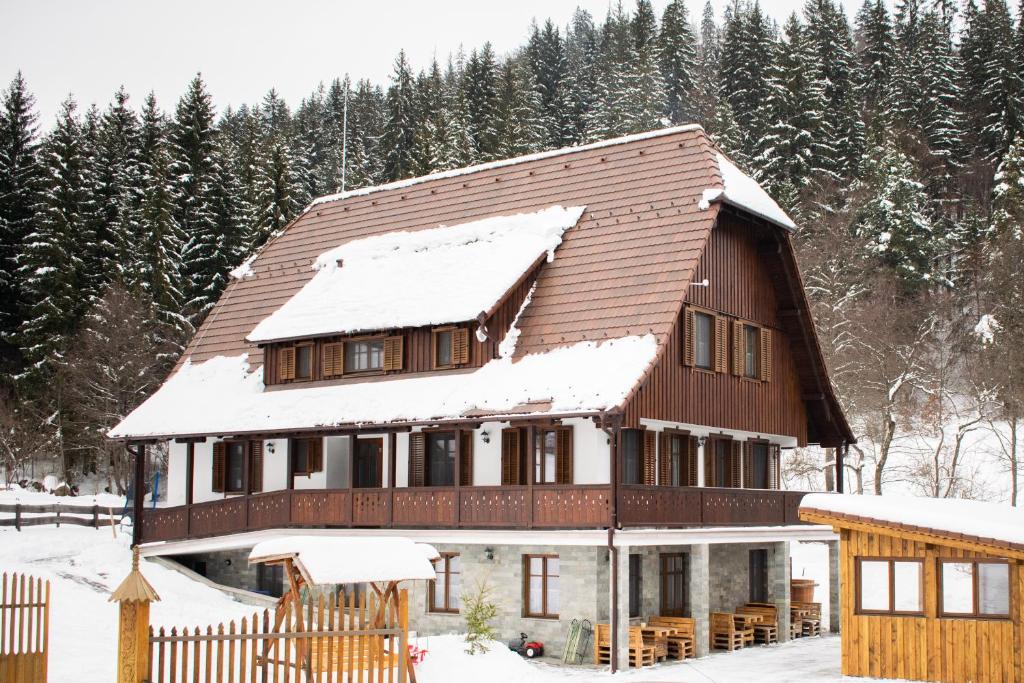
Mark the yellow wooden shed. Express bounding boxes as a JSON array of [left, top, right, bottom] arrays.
[[800, 493, 1024, 683]]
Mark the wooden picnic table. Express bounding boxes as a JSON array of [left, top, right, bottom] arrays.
[[639, 624, 674, 662], [732, 612, 763, 630]]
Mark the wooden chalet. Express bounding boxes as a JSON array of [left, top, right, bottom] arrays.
[[111, 124, 853, 669], [801, 494, 1024, 683]]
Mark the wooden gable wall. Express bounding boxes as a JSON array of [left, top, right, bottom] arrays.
[[622, 212, 808, 442]]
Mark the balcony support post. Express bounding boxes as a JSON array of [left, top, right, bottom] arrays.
[[696, 436, 707, 487]]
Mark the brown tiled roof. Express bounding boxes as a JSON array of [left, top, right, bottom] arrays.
[[184, 125, 722, 366]]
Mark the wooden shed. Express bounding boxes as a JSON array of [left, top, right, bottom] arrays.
[[800, 493, 1024, 683]]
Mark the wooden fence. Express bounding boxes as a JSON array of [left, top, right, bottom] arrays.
[[149, 589, 409, 683], [0, 502, 122, 530], [0, 572, 50, 683]]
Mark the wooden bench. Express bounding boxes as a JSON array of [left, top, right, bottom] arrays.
[[791, 601, 821, 637], [710, 612, 750, 651], [737, 603, 779, 645], [593, 624, 656, 667], [646, 616, 695, 660]]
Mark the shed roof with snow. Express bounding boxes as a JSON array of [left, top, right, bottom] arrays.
[[248, 536, 439, 585]]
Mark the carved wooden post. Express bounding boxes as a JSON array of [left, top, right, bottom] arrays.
[[110, 547, 160, 683]]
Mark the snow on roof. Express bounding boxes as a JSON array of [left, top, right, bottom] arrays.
[[701, 154, 797, 231], [249, 536, 439, 585], [108, 333, 657, 439], [800, 493, 1024, 550], [247, 205, 586, 343], [309, 125, 704, 208]]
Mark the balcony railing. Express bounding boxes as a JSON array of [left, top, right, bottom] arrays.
[[139, 485, 809, 544]]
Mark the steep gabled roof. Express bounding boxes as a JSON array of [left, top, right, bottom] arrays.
[[112, 125, 850, 442]]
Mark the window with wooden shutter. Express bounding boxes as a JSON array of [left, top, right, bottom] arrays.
[[642, 430, 657, 486], [683, 309, 695, 366], [658, 432, 671, 486], [714, 316, 729, 373], [383, 335, 404, 371], [452, 328, 470, 365], [310, 438, 323, 473], [730, 441, 742, 488], [704, 441, 715, 487], [323, 342, 344, 378], [278, 346, 296, 381], [212, 442, 226, 492], [686, 436, 698, 486], [759, 328, 772, 382], [742, 442, 753, 488], [459, 430, 474, 486], [249, 441, 263, 493], [769, 444, 781, 489], [555, 427, 573, 485], [732, 320, 744, 376], [408, 432, 426, 487], [501, 428, 522, 485]]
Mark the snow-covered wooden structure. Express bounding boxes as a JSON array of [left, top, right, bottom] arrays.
[[800, 494, 1024, 683], [113, 125, 854, 670]]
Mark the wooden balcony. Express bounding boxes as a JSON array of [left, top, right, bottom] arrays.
[[139, 485, 809, 545]]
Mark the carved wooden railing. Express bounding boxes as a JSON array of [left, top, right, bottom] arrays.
[[139, 485, 808, 544]]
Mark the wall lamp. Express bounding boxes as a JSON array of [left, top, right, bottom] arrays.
[[485, 548, 494, 561], [481, 430, 491, 444]]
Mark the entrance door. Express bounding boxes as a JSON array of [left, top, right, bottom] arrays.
[[353, 438, 383, 488], [660, 552, 689, 616]]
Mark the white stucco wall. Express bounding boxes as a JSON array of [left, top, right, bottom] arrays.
[[263, 439, 288, 491], [473, 422, 503, 486], [192, 441, 218, 503], [395, 431, 410, 487], [568, 417, 611, 485], [165, 441, 187, 506]]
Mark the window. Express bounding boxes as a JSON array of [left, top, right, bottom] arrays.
[[524, 555, 559, 618], [713, 439, 731, 488], [225, 442, 246, 493], [660, 553, 689, 617], [428, 553, 461, 613], [290, 438, 322, 478], [622, 430, 642, 485], [353, 438, 383, 488], [750, 443, 770, 489], [536, 429, 557, 484], [344, 339, 384, 373], [694, 312, 713, 369], [744, 325, 759, 378], [749, 549, 769, 602], [856, 558, 923, 615], [629, 554, 643, 618], [425, 432, 456, 486], [433, 327, 469, 368], [940, 560, 1010, 618], [295, 343, 313, 380], [669, 435, 684, 486]]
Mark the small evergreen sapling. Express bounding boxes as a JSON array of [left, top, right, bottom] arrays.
[[462, 579, 498, 655]]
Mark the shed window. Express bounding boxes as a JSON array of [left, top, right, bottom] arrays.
[[940, 560, 1010, 618], [856, 558, 922, 615], [694, 312, 713, 370], [345, 339, 384, 372]]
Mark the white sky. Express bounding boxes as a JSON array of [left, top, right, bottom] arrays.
[[2, 0, 871, 126]]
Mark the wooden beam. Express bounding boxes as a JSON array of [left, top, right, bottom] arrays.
[[185, 443, 194, 507], [131, 444, 146, 547]]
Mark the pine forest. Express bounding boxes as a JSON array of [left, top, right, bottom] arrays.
[[1, 0, 1023, 503]]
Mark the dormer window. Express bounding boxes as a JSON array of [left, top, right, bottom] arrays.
[[345, 339, 385, 373], [432, 327, 469, 369], [295, 343, 313, 380]]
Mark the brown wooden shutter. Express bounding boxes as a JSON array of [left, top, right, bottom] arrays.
[[309, 438, 323, 473], [452, 328, 470, 365], [759, 328, 772, 382], [642, 430, 657, 486], [555, 426, 573, 485], [714, 316, 729, 373], [658, 432, 671, 486], [383, 335, 404, 371], [732, 320, 744, 376], [683, 309, 695, 366], [249, 441, 263, 493], [501, 428, 522, 485], [459, 430, 474, 486], [408, 433, 426, 487], [687, 437, 698, 486], [742, 442, 753, 489], [278, 346, 296, 380], [323, 343, 344, 378], [730, 441, 742, 488], [704, 441, 715, 487], [770, 444, 781, 489], [212, 442, 226, 492]]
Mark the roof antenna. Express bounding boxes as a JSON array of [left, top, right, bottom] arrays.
[[341, 75, 349, 194]]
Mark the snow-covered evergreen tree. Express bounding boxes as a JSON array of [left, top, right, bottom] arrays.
[[0, 72, 39, 373], [95, 87, 142, 284], [463, 43, 501, 161], [720, 1, 776, 158], [629, 0, 668, 132], [560, 8, 599, 144], [494, 56, 546, 158], [853, 0, 896, 121], [252, 89, 303, 242], [525, 20, 567, 146], [659, 0, 698, 124], [382, 51, 418, 181]]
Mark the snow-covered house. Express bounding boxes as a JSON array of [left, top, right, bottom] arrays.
[[111, 125, 853, 667], [800, 494, 1024, 683]]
